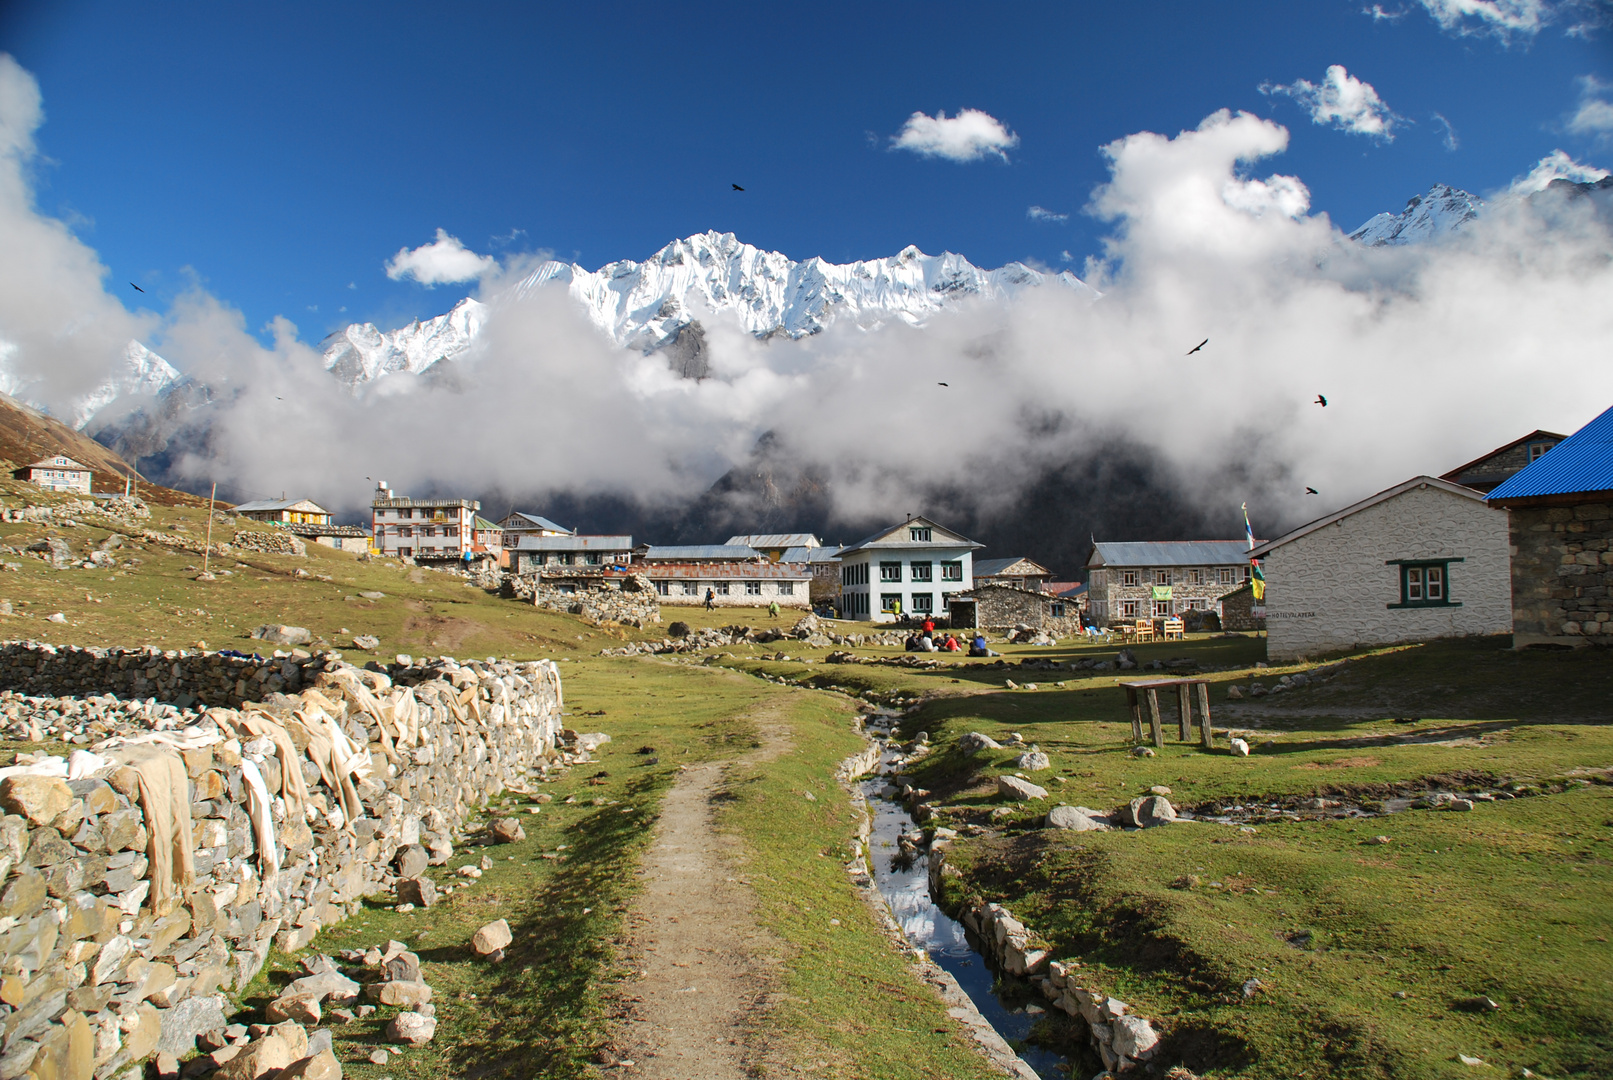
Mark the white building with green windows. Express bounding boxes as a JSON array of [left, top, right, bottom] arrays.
[[835, 516, 982, 622], [1248, 475, 1511, 661]]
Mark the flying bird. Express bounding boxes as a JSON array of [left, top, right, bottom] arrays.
[[1186, 338, 1207, 355], [1305, 487, 1319, 494], [1315, 394, 1328, 407], [938, 382, 949, 387], [732, 183, 745, 191], [129, 283, 144, 293]]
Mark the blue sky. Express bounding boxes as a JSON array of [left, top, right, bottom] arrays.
[[4, 0, 1610, 341]]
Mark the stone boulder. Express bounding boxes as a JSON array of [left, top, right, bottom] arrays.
[[490, 818, 525, 844], [957, 732, 1003, 754], [472, 919, 512, 957], [1121, 795, 1177, 828], [396, 878, 438, 909], [386, 1011, 436, 1046], [274, 1050, 342, 1080], [1013, 750, 1050, 772], [394, 844, 429, 879], [1230, 738, 1250, 757], [352, 635, 380, 652], [0, 775, 74, 826], [1046, 806, 1111, 831], [997, 776, 1049, 801], [251, 625, 312, 647]]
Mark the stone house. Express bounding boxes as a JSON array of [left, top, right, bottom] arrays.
[[1441, 429, 1566, 493], [1217, 582, 1266, 632], [514, 570, 660, 627], [233, 497, 333, 525], [1085, 541, 1253, 627], [369, 481, 480, 563], [280, 522, 370, 554], [19, 454, 92, 494], [836, 516, 981, 622], [1486, 403, 1613, 647], [780, 544, 843, 605], [1249, 476, 1511, 661], [507, 534, 635, 573], [948, 584, 1083, 635], [973, 556, 1052, 592], [644, 561, 811, 608]]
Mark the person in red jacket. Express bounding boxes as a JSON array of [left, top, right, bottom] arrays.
[[922, 617, 935, 637]]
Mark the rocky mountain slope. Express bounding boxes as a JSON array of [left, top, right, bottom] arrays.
[[1347, 184, 1484, 247]]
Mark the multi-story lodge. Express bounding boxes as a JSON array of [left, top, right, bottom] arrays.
[[507, 534, 635, 573], [836, 516, 981, 622], [370, 481, 480, 563], [1085, 541, 1254, 626]]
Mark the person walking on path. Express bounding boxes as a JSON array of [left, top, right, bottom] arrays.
[[705, 588, 715, 611], [768, 600, 780, 619]]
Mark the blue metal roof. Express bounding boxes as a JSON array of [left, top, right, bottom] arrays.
[[1088, 541, 1253, 568], [1487, 403, 1613, 501]]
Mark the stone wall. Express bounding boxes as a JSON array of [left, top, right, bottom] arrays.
[[0, 644, 564, 1079], [1259, 483, 1511, 661], [505, 573, 660, 628], [1505, 499, 1613, 646], [957, 586, 1083, 635], [1218, 583, 1265, 632]]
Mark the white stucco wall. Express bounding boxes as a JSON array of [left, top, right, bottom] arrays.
[[1260, 483, 1511, 661]]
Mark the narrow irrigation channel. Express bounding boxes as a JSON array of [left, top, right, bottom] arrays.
[[860, 751, 1069, 1080]]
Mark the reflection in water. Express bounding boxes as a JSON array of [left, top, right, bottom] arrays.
[[862, 770, 1067, 1080]]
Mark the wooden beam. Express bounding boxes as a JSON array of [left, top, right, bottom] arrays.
[[1146, 688, 1164, 749], [1177, 683, 1192, 741], [1197, 681, 1213, 749]]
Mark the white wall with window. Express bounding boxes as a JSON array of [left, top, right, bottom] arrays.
[[1250, 476, 1510, 662], [836, 517, 981, 622]]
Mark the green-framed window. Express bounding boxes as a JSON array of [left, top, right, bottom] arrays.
[[1387, 558, 1464, 609]]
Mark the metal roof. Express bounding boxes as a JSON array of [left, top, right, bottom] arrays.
[[26, 455, 88, 470], [1486, 404, 1613, 502], [502, 513, 573, 533], [645, 562, 813, 580], [782, 546, 841, 563], [639, 544, 761, 561], [974, 556, 1049, 578], [1251, 476, 1487, 558], [510, 534, 634, 551], [726, 533, 820, 549], [1440, 429, 1567, 486], [234, 497, 328, 514], [838, 516, 983, 554], [1087, 541, 1254, 568]]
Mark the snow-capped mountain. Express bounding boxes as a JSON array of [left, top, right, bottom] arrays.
[[71, 340, 181, 430], [322, 231, 1099, 384], [1348, 184, 1483, 247]]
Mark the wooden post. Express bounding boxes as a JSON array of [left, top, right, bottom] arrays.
[[1177, 683, 1192, 741], [1126, 686, 1144, 742], [1146, 688, 1164, 749], [202, 482, 217, 576], [1197, 681, 1213, 749]]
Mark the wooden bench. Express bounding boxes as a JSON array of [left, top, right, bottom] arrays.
[[1120, 677, 1214, 750], [1124, 620, 1154, 643], [1161, 617, 1185, 641]]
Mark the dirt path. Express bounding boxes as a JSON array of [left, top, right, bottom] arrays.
[[606, 703, 793, 1078]]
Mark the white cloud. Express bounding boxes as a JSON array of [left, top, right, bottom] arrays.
[[1059, 250, 1073, 262], [1364, 3, 1410, 19], [1027, 205, 1069, 223], [1569, 75, 1613, 136], [1431, 112, 1460, 150], [1261, 65, 1402, 140], [1509, 148, 1611, 193], [384, 228, 498, 286], [1418, 0, 1549, 37], [890, 109, 1018, 163]]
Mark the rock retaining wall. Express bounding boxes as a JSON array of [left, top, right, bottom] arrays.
[[0, 645, 564, 1080], [505, 574, 660, 628]]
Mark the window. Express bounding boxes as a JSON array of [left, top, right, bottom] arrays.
[[910, 561, 933, 582], [1154, 599, 1172, 617], [584, 553, 600, 565], [941, 561, 963, 581], [909, 527, 932, 542], [1529, 441, 1555, 462], [841, 562, 870, 586], [400, 509, 413, 519], [1242, 565, 1251, 580], [398, 547, 412, 557], [1051, 602, 1067, 617], [655, 581, 670, 596], [1122, 570, 1138, 587], [909, 593, 932, 613], [1188, 569, 1202, 585], [1121, 599, 1139, 617], [1390, 559, 1462, 608], [1189, 598, 1208, 611], [682, 581, 699, 595], [1219, 567, 1234, 585], [880, 593, 903, 613], [778, 582, 793, 595], [715, 582, 730, 595], [879, 561, 902, 583], [745, 581, 762, 596], [398, 527, 413, 538], [1154, 569, 1170, 586]]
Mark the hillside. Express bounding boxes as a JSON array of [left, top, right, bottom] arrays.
[[0, 391, 208, 506]]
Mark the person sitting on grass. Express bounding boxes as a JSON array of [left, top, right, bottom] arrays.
[[968, 633, 996, 657], [919, 634, 936, 652], [905, 634, 921, 652], [940, 633, 961, 652]]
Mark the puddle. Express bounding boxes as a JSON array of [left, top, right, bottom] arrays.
[[860, 745, 1068, 1079]]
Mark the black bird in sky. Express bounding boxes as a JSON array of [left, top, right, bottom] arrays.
[[1306, 487, 1319, 494], [732, 183, 745, 191], [1186, 338, 1207, 355], [938, 382, 949, 387], [1315, 394, 1328, 407], [129, 282, 144, 293]]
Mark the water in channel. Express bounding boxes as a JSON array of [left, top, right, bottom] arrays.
[[861, 761, 1068, 1080]]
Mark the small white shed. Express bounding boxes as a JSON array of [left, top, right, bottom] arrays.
[[1249, 476, 1511, 661]]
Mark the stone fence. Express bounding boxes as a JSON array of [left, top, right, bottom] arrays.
[[0, 643, 565, 1080], [503, 573, 660, 628]]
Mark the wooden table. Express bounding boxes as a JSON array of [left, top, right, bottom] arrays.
[[1120, 678, 1214, 750]]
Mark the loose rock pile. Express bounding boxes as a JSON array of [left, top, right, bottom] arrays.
[[228, 532, 306, 558], [505, 574, 659, 628], [0, 646, 563, 1079]]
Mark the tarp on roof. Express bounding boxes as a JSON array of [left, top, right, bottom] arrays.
[[1487, 403, 1613, 502], [640, 545, 761, 561], [1088, 541, 1253, 568]]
